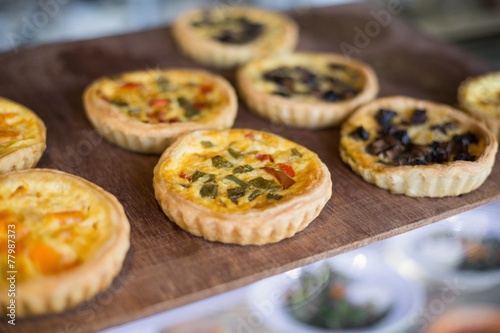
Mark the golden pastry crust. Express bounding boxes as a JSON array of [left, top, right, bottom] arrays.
[[458, 71, 500, 140], [153, 129, 332, 245], [0, 97, 46, 174], [340, 96, 498, 197], [237, 52, 379, 128], [83, 69, 237, 154], [0, 169, 130, 317], [172, 6, 298, 68]]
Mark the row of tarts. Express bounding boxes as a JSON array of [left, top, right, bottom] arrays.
[[0, 5, 498, 321]]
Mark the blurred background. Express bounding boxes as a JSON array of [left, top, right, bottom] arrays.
[[1, 0, 500, 67]]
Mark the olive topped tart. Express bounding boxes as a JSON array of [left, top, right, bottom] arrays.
[[340, 96, 497, 197], [0, 97, 46, 174], [153, 129, 332, 245], [237, 52, 379, 128], [84, 69, 237, 154], [458, 71, 500, 140], [0, 169, 130, 316], [172, 6, 298, 68]]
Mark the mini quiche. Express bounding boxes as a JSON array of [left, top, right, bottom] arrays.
[[340, 96, 498, 197], [153, 129, 332, 245], [83, 69, 237, 154], [458, 71, 500, 140], [0, 169, 130, 316], [172, 6, 298, 68], [237, 52, 379, 129], [0, 97, 46, 174]]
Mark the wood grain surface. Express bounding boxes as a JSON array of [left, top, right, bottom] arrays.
[[0, 3, 499, 333]]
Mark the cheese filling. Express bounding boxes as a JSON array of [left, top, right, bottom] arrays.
[[0, 101, 42, 157], [158, 130, 321, 213], [0, 177, 114, 283], [97, 71, 230, 124]]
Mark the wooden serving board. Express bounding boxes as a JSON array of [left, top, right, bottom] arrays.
[[1, 3, 499, 332]]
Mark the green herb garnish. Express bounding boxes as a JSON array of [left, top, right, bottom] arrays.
[[228, 147, 243, 159], [291, 148, 302, 157], [157, 76, 171, 91], [224, 175, 249, 188], [201, 140, 215, 148], [228, 187, 246, 204], [233, 165, 254, 174], [200, 183, 217, 198], [212, 155, 234, 168], [110, 100, 128, 108], [248, 177, 281, 190], [248, 189, 263, 201], [192, 170, 216, 182]]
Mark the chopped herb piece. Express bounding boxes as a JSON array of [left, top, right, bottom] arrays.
[[212, 155, 234, 168], [192, 170, 216, 182], [228, 147, 243, 159], [157, 76, 170, 91], [248, 189, 263, 201], [109, 100, 128, 108], [228, 187, 246, 204], [224, 175, 249, 188], [191, 170, 206, 182], [201, 140, 215, 148], [200, 184, 217, 198], [248, 177, 281, 190], [350, 126, 369, 141], [291, 148, 302, 157], [233, 165, 254, 174], [267, 193, 283, 200], [178, 97, 201, 118]]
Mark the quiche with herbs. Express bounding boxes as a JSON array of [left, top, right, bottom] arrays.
[[172, 6, 298, 68], [458, 71, 500, 140], [0, 97, 46, 174], [153, 129, 332, 245], [340, 96, 497, 197], [0, 169, 130, 316], [83, 69, 237, 154], [237, 52, 379, 128]]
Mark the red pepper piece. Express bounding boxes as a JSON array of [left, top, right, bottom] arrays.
[[168, 117, 180, 123], [200, 83, 213, 93], [120, 82, 143, 90], [256, 153, 273, 162], [179, 172, 191, 181], [278, 163, 295, 177], [245, 133, 255, 140], [263, 167, 295, 189], [149, 98, 169, 108]]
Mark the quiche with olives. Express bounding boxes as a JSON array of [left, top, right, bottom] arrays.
[[237, 52, 379, 128], [340, 96, 498, 197], [84, 69, 237, 153], [153, 129, 332, 245], [0, 169, 130, 316], [0, 97, 46, 174], [458, 71, 500, 140], [172, 6, 298, 68]]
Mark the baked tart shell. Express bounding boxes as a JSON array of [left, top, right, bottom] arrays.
[[0, 98, 46, 174], [340, 96, 498, 197], [83, 69, 238, 154], [458, 71, 500, 140], [172, 7, 298, 68], [237, 52, 379, 129], [0, 169, 130, 317], [153, 129, 332, 245]]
